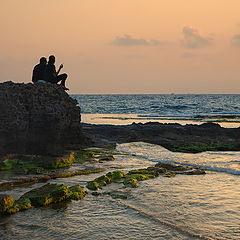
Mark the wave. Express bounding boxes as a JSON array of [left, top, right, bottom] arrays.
[[148, 158, 240, 176], [120, 201, 214, 240], [72, 94, 240, 116], [116, 142, 240, 176]]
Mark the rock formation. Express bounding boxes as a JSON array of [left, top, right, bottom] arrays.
[[0, 81, 86, 156], [82, 122, 240, 152]]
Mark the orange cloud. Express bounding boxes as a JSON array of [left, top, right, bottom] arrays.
[[181, 26, 213, 49], [111, 35, 164, 46]]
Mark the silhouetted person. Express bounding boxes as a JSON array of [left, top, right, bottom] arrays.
[[32, 57, 47, 83], [44, 55, 69, 90]]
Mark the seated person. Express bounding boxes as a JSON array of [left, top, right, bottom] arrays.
[[32, 57, 47, 83], [44, 55, 69, 90]]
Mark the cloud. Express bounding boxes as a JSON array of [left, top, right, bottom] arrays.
[[231, 34, 240, 47], [181, 26, 213, 49], [111, 34, 164, 46]]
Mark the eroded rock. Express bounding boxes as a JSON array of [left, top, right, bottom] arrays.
[[0, 81, 86, 156]]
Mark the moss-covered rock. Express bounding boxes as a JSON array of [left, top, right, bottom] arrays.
[[106, 171, 126, 180], [51, 168, 106, 179], [91, 191, 101, 196], [21, 183, 72, 206], [124, 178, 138, 188], [69, 185, 87, 200], [15, 198, 32, 211], [86, 181, 99, 190], [86, 175, 111, 190], [0, 152, 75, 174], [43, 153, 75, 169], [73, 151, 94, 163], [170, 143, 240, 153], [86, 171, 126, 190], [0, 158, 18, 171], [0, 194, 15, 214], [73, 148, 115, 164], [163, 172, 176, 178], [99, 155, 115, 161], [128, 169, 160, 178], [0, 184, 88, 215], [95, 175, 111, 188]]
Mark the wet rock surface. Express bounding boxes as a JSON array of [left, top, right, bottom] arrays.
[[82, 122, 240, 153], [149, 162, 206, 175], [0, 183, 87, 216], [0, 81, 87, 156]]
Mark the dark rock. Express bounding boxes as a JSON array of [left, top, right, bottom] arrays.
[[153, 162, 206, 175], [82, 121, 240, 153], [0, 81, 87, 156], [91, 191, 101, 196]]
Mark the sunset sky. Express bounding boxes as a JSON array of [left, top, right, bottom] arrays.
[[1, 0, 240, 94]]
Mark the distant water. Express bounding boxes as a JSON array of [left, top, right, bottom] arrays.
[[72, 94, 240, 117]]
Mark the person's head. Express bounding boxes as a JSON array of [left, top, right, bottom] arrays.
[[40, 57, 47, 65], [48, 55, 55, 64]]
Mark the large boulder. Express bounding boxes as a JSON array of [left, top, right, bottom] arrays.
[[0, 81, 85, 155]]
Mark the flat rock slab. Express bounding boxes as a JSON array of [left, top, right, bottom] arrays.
[[149, 162, 206, 175]]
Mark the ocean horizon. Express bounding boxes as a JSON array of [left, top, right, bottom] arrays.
[[72, 94, 240, 128]]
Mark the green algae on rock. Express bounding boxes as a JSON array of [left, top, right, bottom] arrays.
[[69, 185, 88, 200], [0, 169, 105, 191], [0, 183, 87, 216], [87, 170, 159, 190], [86, 171, 126, 190], [91, 191, 101, 196], [124, 178, 138, 188], [104, 191, 128, 199], [106, 171, 126, 180], [73, 148, 115, 164], [21, 183, 72, 206], [0, 152, 75, 174], [50, 168, 106, 179], [43, 153, 75, 169], [15, 198, 32, 211], [0, 194, 15, 214], [0, 158, 18, 171], [169, 143, 240, 153], [86, 181, 99, 190]]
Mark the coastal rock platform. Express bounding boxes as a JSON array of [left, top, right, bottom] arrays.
[[82, 122, 240, 153]]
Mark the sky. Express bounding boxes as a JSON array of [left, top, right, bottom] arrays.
[[1, 0, 240, 94]]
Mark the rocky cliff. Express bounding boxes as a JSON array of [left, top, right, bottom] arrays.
[[0, 81, 85, 156]]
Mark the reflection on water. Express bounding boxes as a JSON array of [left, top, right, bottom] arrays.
[[0, 142, 240, 240], [81, 113, 240, 128]]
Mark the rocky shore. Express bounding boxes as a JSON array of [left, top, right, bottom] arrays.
[[82, 122, 240, 152], [1, 81, 240, 216]]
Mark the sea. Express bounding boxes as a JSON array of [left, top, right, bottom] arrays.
[[72, 94, 240, 128], [0, 94, 239, 240]]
